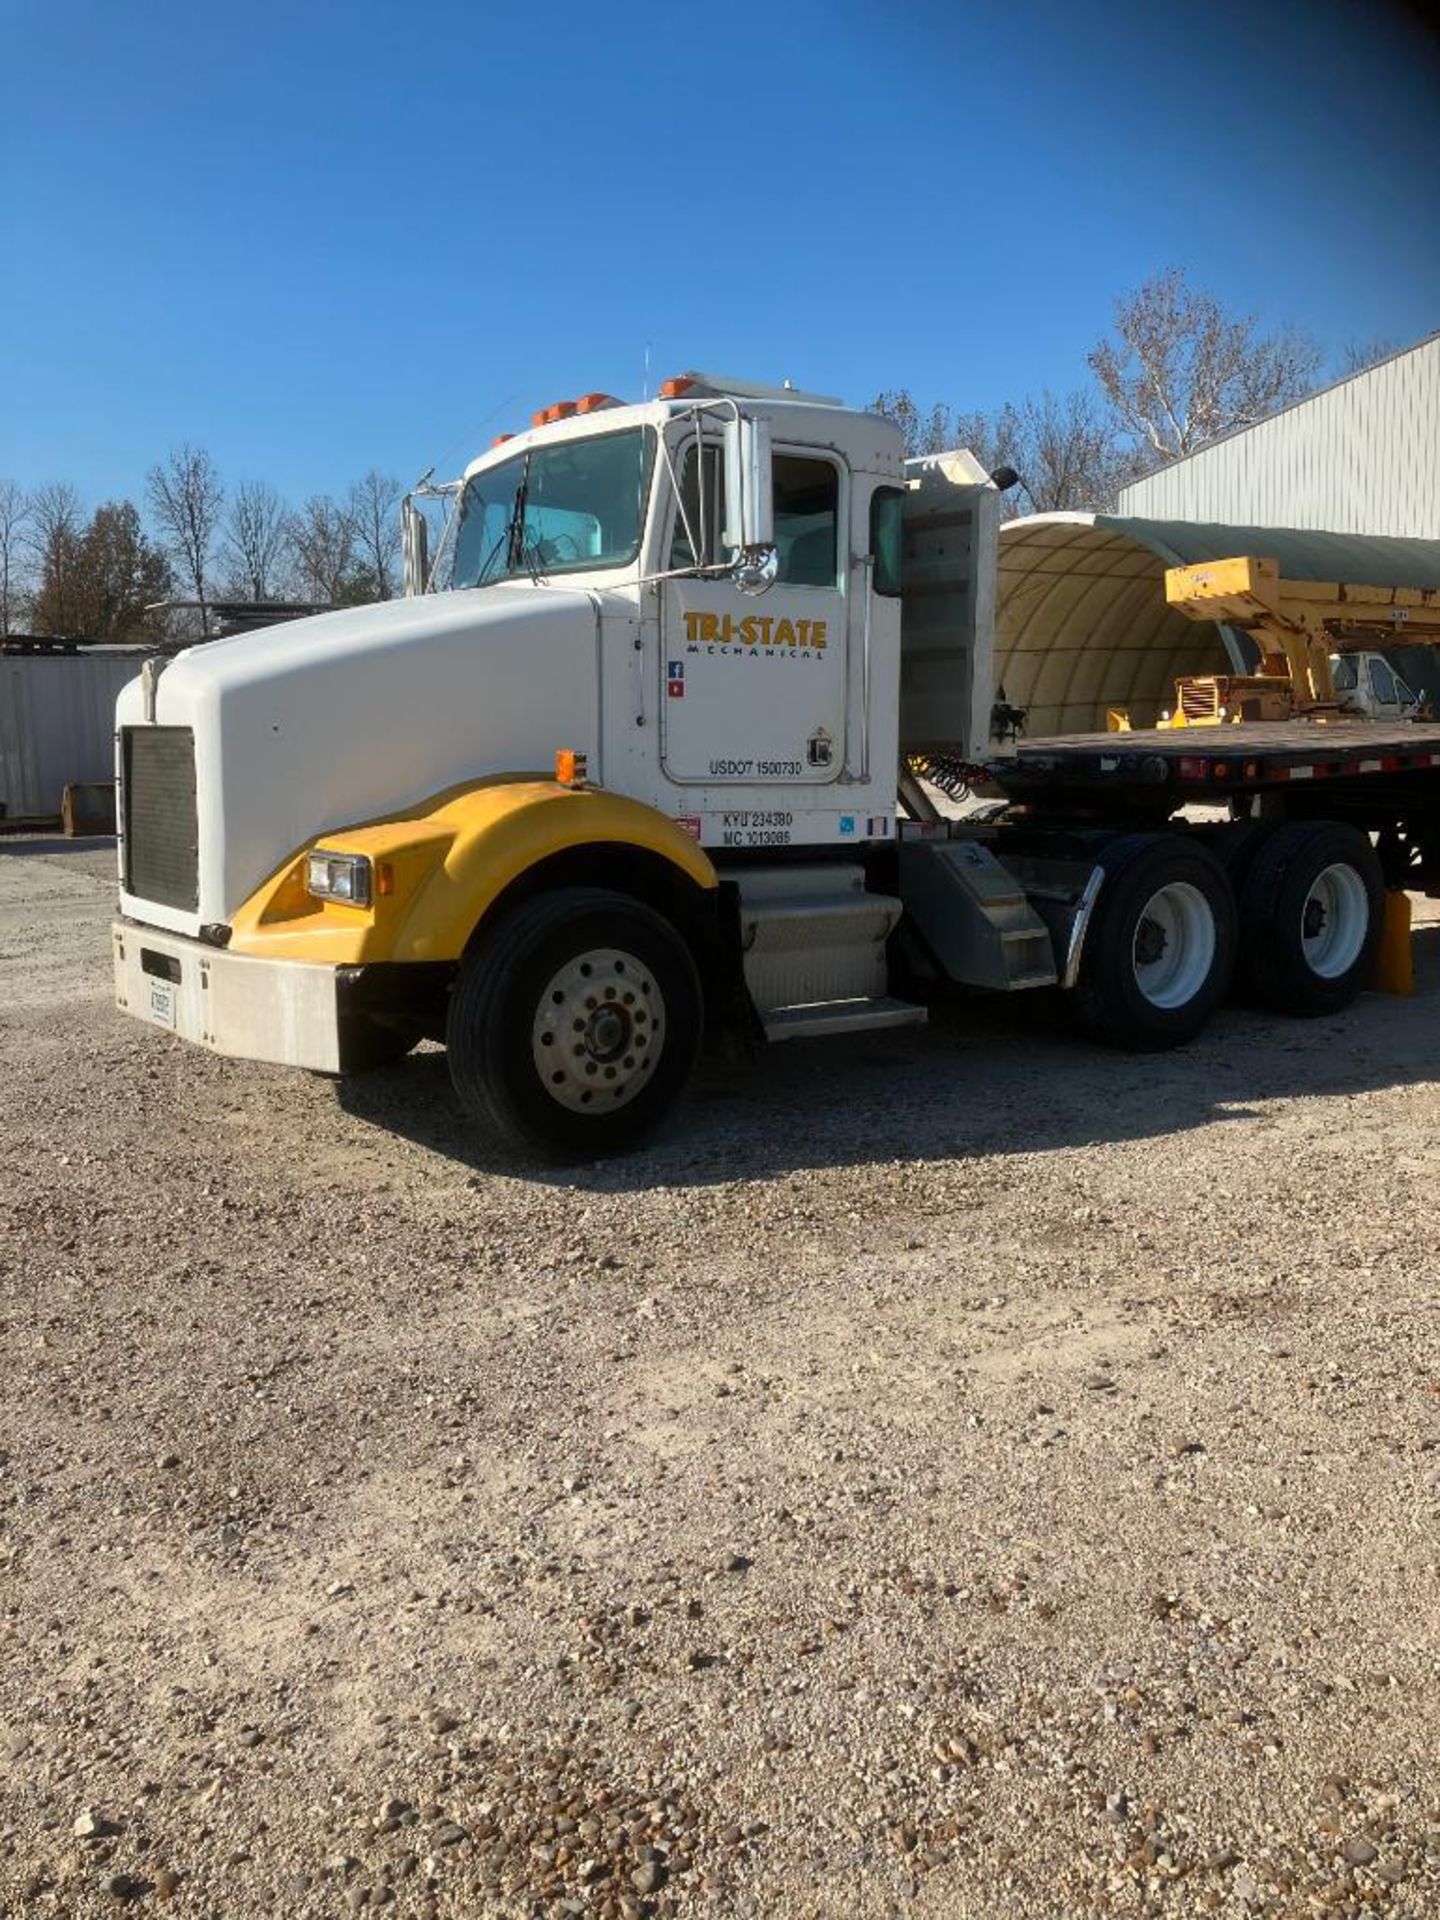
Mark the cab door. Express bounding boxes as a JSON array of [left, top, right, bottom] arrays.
[[659, 438, 849, 787], [1366, 654, 1415, 720]]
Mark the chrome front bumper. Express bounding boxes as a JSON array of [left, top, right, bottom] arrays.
[[112, 920, 343, 1072]]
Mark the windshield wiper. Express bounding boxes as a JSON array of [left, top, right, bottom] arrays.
[[505, 463, 531, 576]]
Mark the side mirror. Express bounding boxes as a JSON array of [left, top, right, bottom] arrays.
[[722, 413, 777, 595], [401, 496, 430, 597]]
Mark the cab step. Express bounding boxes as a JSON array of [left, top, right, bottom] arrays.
[[763, 996, 928, 1042], [732, 863, 904, 1011]]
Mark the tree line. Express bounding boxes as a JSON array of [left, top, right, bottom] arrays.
[[0, 453, 404, 642], [872, 267, 1399, 513], [0, 268, 1406, 640]]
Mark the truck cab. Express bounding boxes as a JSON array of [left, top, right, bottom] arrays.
[[113, 376, 937, 1154], [1331, 650, 1419, 722], [422, 376, 906, 847]]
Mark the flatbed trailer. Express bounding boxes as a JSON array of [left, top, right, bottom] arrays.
[[991, 719, 1440, 819], [871, 711, 1440, 1059]]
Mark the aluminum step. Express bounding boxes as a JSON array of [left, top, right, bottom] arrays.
[[763, 996, 928, 1042], [732, 863, 904, 1012]]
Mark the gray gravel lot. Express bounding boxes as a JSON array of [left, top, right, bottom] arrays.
[[4, 835, 1440, 1918]]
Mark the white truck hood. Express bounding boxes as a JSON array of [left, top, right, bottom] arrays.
[[117, 585, 602, 932]]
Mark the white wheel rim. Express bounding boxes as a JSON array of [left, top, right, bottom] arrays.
[[531, 946, 665, 1114], [1132, 881, 1216, 1010], [1302, 863, 1369, 978]]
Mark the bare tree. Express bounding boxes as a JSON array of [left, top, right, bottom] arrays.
[[871, 391, 1000, 462], [872, 390, 1132, 512], [1011, 389, 1144, 512], [1339, 336, 1403, 377], [27, 481, 84, 635], [870, 389, 924, 456], [1088, 268, 1322, 464], [947, 404, 1025, 483], [0, 480, 33, 634], [147, 445, 224, 633], [222, 480, 290, 601], [346, 470, 403, 601], [286, 495, 357, 604], [875, 385, 1021, 468]]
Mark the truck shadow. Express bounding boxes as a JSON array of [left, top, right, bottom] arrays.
[[334, 925, 1440, 1189]]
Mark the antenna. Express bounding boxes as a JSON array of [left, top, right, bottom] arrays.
[[643, 341, 652, 402]]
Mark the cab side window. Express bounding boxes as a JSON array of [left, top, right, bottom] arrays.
[[667, 445, 840, 586], [774, 456, 838, 587]]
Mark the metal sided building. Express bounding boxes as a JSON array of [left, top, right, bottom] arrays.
[[1114, 333, 1440, 538], [0, 642, 147, 822]]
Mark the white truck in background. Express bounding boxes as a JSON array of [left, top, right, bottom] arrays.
[[1329, 651, 1419, 722], [113, 373, 1440, 1156]]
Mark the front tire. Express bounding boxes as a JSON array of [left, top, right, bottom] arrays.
[[1236, 821, 1383, 1015], [446, 888, 702, 1160], [1072, 834, 1235, 1050]]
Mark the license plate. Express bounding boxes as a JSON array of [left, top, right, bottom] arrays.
[[145, 976, 178, 1028]]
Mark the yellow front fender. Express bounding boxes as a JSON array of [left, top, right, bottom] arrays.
[[228, 778, 717, 966]]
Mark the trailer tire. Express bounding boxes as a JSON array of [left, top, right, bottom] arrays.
[[446, 887, 702, 1161], [1072, 834, 1235, 1050], [1208, 819, 1271, 894], [1236, 822, 1383, 1015]]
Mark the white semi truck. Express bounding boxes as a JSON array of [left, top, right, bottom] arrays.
[[113, 374, 1440, 1155]]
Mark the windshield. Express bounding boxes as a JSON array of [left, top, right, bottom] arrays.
[[450, 427, 653, 588]]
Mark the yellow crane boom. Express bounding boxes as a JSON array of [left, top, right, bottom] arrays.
[[1161, 555, 1440, 724]]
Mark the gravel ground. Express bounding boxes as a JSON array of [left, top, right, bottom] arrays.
[[4, 835, 1440, 1919]]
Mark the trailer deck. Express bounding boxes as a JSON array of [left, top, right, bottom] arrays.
[[989, 720, 1440, 806]]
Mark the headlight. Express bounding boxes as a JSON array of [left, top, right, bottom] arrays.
[[306, 849, 372, 906]]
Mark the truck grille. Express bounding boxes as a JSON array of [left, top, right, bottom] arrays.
[[123, 726, 198, 910]]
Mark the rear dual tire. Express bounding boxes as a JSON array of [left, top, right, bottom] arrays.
[[1071, 822, 1384, 1050], [1234, 821, 1384, 1016], [1072, 834, 1236, 1049]]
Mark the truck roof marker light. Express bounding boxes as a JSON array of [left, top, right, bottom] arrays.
[[659, 376, 696, 399], [555, 749, 589, 788], [490, 432, 515, 447], [531, 400, 577, 427], [574, 392, 619, 414]]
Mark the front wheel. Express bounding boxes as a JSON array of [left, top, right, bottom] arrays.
[[1072, 834, 1236, 1050], [446, 888, 702, 1160]]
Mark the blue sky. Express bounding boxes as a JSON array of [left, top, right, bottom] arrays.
[[3, 0, 1438, 510]]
